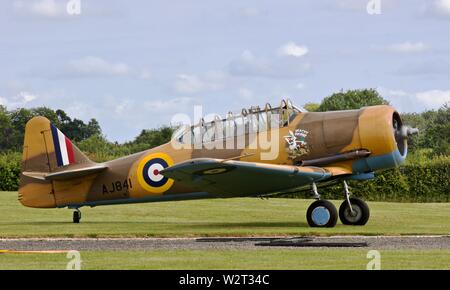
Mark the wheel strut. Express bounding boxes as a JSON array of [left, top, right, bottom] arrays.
[[311, 182, 320, 200], [343, 180, 355, 215]]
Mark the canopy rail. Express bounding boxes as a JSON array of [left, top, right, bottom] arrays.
[[175, 98, 304, 144]]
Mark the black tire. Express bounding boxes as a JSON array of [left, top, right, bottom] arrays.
[[339, 197, 370, 226], [73, 211, 81, 224], [306, 200, 338, 228]]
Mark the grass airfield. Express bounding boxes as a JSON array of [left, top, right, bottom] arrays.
[[2, 249, 449, 270], [1, 191, 449, 269], [1, 192, 450, 237]]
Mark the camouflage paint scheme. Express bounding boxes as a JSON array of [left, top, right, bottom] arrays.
[[18, 103, 407, 210]]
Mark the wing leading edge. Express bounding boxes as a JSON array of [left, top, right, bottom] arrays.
[[160, 158, 335, 197]]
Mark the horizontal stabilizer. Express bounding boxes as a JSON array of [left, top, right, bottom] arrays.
[[22, 164, 107, 181]]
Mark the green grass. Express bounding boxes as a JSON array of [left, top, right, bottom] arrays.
[[1, 249, 449, 270], [1, 191, 450, 237]]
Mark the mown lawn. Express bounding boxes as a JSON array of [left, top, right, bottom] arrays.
[[1, 249, 449, 270], [1, 191, 450, 237]]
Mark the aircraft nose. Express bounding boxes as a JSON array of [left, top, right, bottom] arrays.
[[392, 112, 419, 159]]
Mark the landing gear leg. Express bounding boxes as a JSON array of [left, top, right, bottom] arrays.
[[311, 182, 320, 200], [339, 181, 370, 226], [73, 209, 81, 224], [343, 181, 354, 214], [306, 183, 337, 228]]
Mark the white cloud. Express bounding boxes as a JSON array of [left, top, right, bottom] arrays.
[[0, 96, 7, 106], [278, 42, 309, 58], [238, 88, 254, 100], [384, 89, 408, 97], [114, 99, 134, 115], [334, 0, 397, 13], [139, 69, 152, 80], [32, 0, 61, 17], [36, 56, 152, 79], [241, 7, 261, 17], [296, 82, 305, 90], [228, 49, 311, 79], [66, 56, 131, 77], [433, 0, 450, 17], [228, 50, 269, 77], [144, 97, 195, 112], [384, 42, 429, 53], [416, 89, 450, 108], [174, 74, 205, 94], [19, 91, 38, 103], [379, 87, 450, 112], [335, 0, 366, 11], [395, 59, 450, 77], [174, 72, 226, 94], [0, 91, 38, 108], [13, 0, 66, 18]]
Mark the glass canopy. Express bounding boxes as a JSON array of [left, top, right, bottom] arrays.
[[174, 99, 306, 145]]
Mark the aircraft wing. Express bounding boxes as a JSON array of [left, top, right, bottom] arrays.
[[160, 158, 334, 196]]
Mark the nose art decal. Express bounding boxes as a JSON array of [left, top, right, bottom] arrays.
[[284, 129, 310, 160]]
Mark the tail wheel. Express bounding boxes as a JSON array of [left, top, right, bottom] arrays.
[[306, 200, 338, 228], [339, 197, 370, 225], [73, 210, 81, 224]]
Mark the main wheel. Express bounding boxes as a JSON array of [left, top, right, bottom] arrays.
[[73, 210, 81, 224], [339, 197, 370, 225], [306, 200, 338, 228]]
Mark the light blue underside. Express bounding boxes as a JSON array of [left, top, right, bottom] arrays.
[[352, 149, 406, 174]]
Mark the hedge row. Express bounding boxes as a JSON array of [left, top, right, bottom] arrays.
[[1, 152, 449, 202], [0, 153, 21, 192], [290, 156, 450, 202]]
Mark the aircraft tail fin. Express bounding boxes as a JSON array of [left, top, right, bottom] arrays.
[[21, 116, 94, 173], [19, 116, 97, 208]]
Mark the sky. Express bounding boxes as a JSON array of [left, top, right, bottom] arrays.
[[1, 0, 450, 142]]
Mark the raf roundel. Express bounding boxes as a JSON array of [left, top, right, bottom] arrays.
[[137, 153, 174, 194]]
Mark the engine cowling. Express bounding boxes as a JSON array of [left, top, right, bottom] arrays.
[[353, 105, 418, 173]]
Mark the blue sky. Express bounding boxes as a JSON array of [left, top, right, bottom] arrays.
[[1, 0, 450, 142]]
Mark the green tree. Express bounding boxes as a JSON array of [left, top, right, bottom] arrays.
[[86, 119, 101, 137], [125, 126, 174, 153], [9, 108, 33, 151], [303, 102, 320, 112], [401, 112, 433, 155], [317, 89, 389, 112], [402, 104, 449, 157], [56, 109, 71, 124], [425, 104, 450, 156], [77, 134, 122, 162], [31, 107, 60, 126], [0, 106, 13, 151], [55, 109, 102, 142], [0, 107, 103, 152]]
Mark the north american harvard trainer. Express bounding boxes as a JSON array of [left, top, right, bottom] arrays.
[[18, 99, 418, 227]]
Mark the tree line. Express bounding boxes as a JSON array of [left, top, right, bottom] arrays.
[[1, 88, 449, 161], [0, 104, 174, 162], [0, 106, 101, 152]]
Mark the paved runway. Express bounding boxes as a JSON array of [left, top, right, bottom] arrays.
[[1, 236, 449, 251]]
